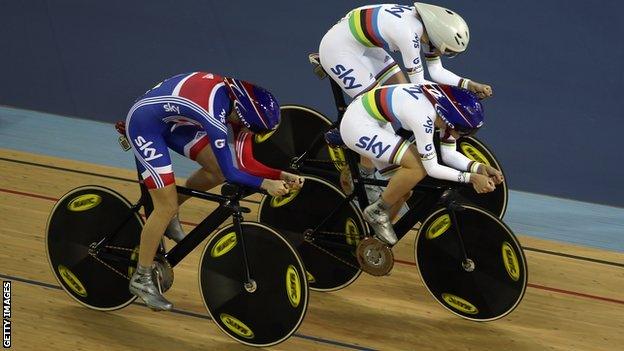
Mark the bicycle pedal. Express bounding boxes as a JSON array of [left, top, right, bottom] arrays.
[[355, 237, 394, 276]]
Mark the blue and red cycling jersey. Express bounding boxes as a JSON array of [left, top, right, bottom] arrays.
[[125, 72, 281, 189]]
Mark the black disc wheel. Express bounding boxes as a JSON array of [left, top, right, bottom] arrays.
[[46, 186, 142, 310], [252, 105, 344, 182], [258, 176, 367, 291], [199, 222, 309, 347], [455, 136, 508, 219], [415, 206, 527, 321]]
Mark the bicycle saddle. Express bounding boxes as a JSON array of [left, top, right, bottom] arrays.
[[308, 53, 328, 80]]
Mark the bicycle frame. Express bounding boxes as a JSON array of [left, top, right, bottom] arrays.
[[90, 173, 255, 269]]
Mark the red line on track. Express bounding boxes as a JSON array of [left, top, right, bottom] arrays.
[[2, 186, 623, 306], [0, 188, 59, 201]]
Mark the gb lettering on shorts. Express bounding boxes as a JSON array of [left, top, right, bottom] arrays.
[[134, 136, 163, 161], [330, 64, 362, 90], [355, 134, 391, 159]]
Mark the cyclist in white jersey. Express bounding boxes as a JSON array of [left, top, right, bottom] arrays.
[[320, 3, 493, 208], [319, 3, 492, 98], [339, 83, 503, 245]]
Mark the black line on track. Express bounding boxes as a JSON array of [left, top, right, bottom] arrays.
[[0, 156, 261, 205], [522, 247, 624, 268], [2, 156, 622, 268], [0, 272, 377, 351]]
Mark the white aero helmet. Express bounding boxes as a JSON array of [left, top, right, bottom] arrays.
[[414, 2, 470, 54]]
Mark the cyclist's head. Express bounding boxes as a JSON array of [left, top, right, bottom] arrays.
[[223, 77, 280, 134], [414, 2, 469, 56], [422, 85, 484, 136]]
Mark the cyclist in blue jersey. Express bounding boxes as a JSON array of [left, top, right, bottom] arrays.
[[125, 72, 304, 311]]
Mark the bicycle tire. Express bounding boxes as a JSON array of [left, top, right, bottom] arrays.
[[257, 176, 366, 291], [198, 222, 309, 347], [252, 105, 345, 176], [455, 136, 508, 219], [415, 206, 527, 321], [45, 185, 142, 311]]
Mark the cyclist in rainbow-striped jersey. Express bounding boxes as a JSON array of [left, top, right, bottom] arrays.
[[339, 84, 503, 245]]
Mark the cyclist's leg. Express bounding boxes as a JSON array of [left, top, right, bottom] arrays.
[[126, 106, 176, 310], [355, 47, 405, 194], [165, 125, 225, 204], [340, 103, 424, 244], [319, 24, 376, 98]]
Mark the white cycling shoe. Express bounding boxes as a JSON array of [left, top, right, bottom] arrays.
[[363, 200, 398, 245], [129, 265, 173, 311]]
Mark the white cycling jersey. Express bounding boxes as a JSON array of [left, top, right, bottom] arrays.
[[340, 83, 476, 183], [320, 4, 470, 98]]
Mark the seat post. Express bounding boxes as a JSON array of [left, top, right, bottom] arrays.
[[329, 79, 348, 121]]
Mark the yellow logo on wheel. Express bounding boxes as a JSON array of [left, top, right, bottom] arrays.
[[286, 265, 302, 308], [328, 146, 346, 171], [128, 246, 140, 277], [442, 293, 478, 315], [459, 142, 491, 166], [220, 313, 255, 339], [345, 218, 360, 246], [502, 242, 520, 281], [254, 129, 276, 143], [270, 189, 300, 208], [211, 232, 237, 258], [67, 194, 102, 212], [58, 265, 88, 297], [305, 270, 316, 283], [426, 214, 451, 239]]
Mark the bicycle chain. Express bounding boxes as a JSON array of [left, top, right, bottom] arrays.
[[88, 245, 136, 281], [304, 233, 361, 271]]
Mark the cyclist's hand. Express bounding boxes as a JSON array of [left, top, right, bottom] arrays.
[[476, 164, 504, 185], [468, 81, 493, 99], [470, 173, 496, 193], [281, 172, 305, 190], [262, 179, 289, 197]]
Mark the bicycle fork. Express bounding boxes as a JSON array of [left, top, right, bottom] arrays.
[[444, 192, 475, 272]]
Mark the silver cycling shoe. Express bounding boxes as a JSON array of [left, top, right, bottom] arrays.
[[129, 265, 173, 311], [164, 214, 186, 243], [363, 201, 397, 245]]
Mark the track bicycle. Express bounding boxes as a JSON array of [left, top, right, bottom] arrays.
[[258, 143, 527, 321], [45, 136, 309, 347]]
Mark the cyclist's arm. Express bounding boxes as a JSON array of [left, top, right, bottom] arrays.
[[205, 127, 264, 188], [424, 54, 470, 88], [438, 128, 477, 171], [385, 14, 427, 84], [234, 131, 282, 180], [401, 104, 470, 183]]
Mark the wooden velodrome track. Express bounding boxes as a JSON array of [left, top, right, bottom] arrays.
[[0, 148, 622, 351]]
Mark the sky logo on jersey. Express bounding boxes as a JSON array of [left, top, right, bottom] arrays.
[[134, 136, 163, 161], [402, 85, 422, 100], [384, 4, 412, 18], [423, 116, 433, 134], [163, 102, 180, 114], [412, 34, 420, 49], [331, 65, 363, 90], [355, 135, 391, 158]]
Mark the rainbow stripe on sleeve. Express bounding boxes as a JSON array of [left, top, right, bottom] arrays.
[[361, 86, 398, 122], [348, 7, 387, 48]]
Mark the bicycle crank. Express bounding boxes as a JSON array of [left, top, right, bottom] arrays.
[[154, 253, 174, 292], [356, 237, 394, 276]]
